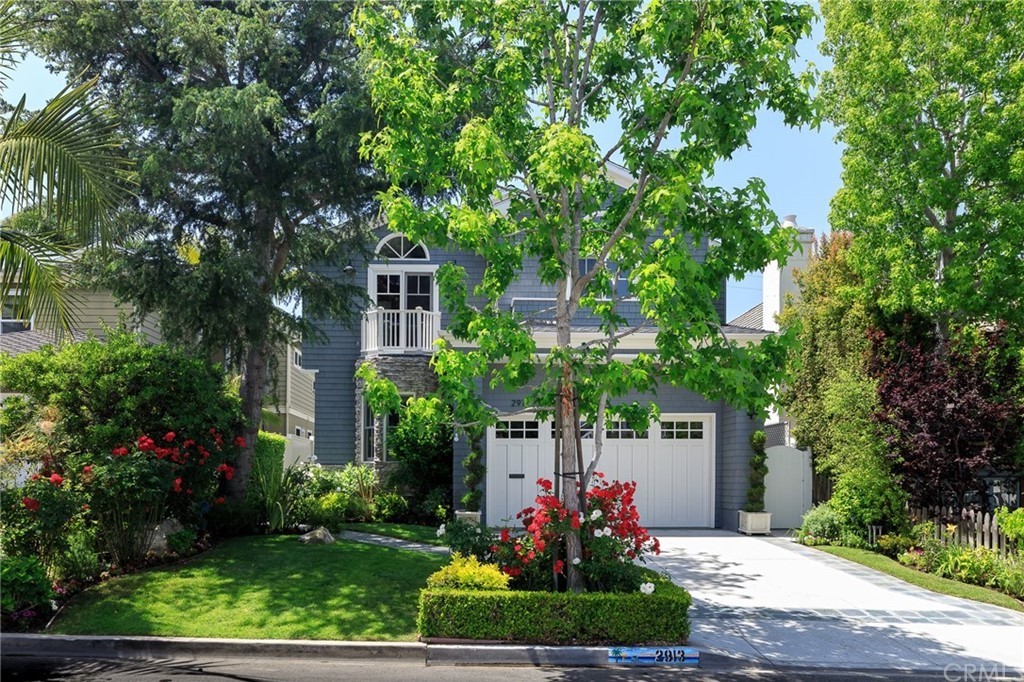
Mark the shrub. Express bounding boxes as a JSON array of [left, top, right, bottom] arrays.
[[374, 490, 409, 522], [50, 522, 101, 585], [311, 491, 353, 529], [797, 503, 844, 544], [875, 533, 915, 559], [207, 498, 258, 538], [491, 475, 661, 592], [995, 506, 1024, 547], [460, 441, 485, 512], [994, 554, 1024, 598], [167, 529, 198, 555], [0, 556, 53, 626], [0, 331, 243, 457], [248, 433, 301, 532], [418, 573, 690, 644], [386, 397, 454, 522], [338, 463, 377, 521], [426, 553, 510, 591], [933, 545, 1000, 587], [441, 519, 495, 560], [744, 430, 768, 513]]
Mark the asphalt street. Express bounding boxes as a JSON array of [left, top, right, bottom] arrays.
[[3, 654, 1009, 682]]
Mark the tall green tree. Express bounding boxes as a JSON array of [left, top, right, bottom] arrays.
[[0, 0, 131, 335], [355, 0, 817, 590], [28, 1, 382, 496], [821, 0, 1024, 342]]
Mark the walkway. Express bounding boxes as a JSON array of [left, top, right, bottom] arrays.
[[650, 530, 1024, 673], [335, 530, 450, 555]]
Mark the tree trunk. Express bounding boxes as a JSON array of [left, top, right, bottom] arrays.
[[556, 290, 584, 590], [228, 338, 272, 499]]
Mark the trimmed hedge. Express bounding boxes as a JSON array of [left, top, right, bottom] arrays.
[[255, 431, 287, 473], [418, 578, 691, 644]]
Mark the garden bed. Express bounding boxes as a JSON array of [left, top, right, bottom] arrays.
[[814, 545, 1024, 613], [418, 574, 691, 645]]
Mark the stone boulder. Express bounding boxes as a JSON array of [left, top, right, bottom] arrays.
[[147, 517, 185, 556], [299, 527, 335, 545]]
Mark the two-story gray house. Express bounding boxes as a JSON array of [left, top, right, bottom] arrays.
[[305, 180, 771, 531]]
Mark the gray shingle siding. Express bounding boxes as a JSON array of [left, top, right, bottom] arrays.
[[716, 405, 763, 531], [306, 228, 757, 528]]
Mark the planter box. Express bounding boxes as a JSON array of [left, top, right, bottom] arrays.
[[454, 510, 482, 526], [738, 510, 772, 536]]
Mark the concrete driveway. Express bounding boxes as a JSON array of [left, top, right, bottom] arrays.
[[649, 530, 1024, 674]]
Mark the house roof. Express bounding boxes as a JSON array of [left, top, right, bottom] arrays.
[[0, 329, 92, 356], [727, 303, 764, 331]]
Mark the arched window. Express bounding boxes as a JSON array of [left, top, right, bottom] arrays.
[[376, 234, 428, 260]]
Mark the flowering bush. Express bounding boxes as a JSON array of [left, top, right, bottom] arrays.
[[489, 474, 660, 592]]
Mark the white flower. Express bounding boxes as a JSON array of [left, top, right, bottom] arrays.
[[590, 509, 602, 521], [475, 526, 482, 534], [640, 582, 655, 595], [436, 524, 446, 537], [572, 557, 581, 565]]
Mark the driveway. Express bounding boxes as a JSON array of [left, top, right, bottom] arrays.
[[649, 530, 1024, 674]]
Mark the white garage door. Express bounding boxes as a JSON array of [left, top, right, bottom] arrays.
[[485, 414, 715, 528]]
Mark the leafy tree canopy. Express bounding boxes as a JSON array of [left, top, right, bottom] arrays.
[[355, 0, 818, 589], [27, 0, 384, 493], [821, 0, 1024, 341]]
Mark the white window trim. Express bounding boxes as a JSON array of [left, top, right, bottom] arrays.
[[1, 289, 34, 333], [367, 264, 441, 313], [362, 393, 412, 462], [374, 233, 431, 261], [293, 350, 302, 368]]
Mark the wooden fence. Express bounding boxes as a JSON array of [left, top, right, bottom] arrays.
[[907, 506, 1016, 557]]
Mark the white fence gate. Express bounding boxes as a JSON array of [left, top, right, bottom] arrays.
[[764, 445, 813, 529]]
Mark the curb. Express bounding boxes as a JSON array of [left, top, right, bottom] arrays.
[[1, 634, 688, 668], [0, 634, 427, 662]]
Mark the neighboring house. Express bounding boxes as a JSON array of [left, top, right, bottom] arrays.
[[305, 178, 792, 531], [262, 339, 317, 443]]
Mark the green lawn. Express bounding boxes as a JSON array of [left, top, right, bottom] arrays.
[[815, 545, 1024, 613], [50, 535, 447, 640], [336, 522, 445, 546]]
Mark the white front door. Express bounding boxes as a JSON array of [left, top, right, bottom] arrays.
[[485, 414, 715, 528]]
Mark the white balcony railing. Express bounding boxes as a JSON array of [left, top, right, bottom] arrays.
[[362, 307, 441, 354]]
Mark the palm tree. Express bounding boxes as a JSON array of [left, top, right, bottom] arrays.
[[0, 0, 132, 336]]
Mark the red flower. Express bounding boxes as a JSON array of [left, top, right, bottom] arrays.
[[137, 436, 155, 452], [49, 473, 63, 487], [216, 463, 235, 481], [164, 431, 176, 442], [183, 439, 195, 449], [111, 446, 129, 457], [570, 511, 581, 529], [172, 477, 182, 493], [83, 465, 92, 474], [500, 528, 510, 543], [154, 447, 171, 460], [22, 497, 40, 512], [536, 477, 553, 492], [234, 436, 246, 448], [82, 504, 90, 511], [553, 559, 565, 574], [186, 488, 192, 495], [214, 497, 225, 505], [29, 473, 39, 481]]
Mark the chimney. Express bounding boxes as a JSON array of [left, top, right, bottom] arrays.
[[763, 217, 814, 332]]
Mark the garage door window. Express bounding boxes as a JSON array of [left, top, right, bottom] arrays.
[[661, 420, 704, 440], [606, 421, 648, 439], [550, 421, 595, 439], [495, 420, 539, 439]]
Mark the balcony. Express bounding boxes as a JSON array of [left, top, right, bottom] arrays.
[[361, 307, 441, 354]]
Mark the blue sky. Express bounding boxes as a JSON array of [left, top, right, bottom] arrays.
[[4, 13, 841, 321]]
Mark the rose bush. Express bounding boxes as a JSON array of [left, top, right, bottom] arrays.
[[482, 474, 660, 592]]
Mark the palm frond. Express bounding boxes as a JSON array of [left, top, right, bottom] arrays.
[[0, 0, 27, 94], [0, 74, 133, 248], [0, 228, 80, 336]]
